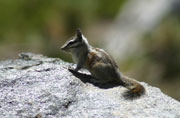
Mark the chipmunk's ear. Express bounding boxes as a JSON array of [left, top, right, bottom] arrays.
[[76, 28, 82, 41]]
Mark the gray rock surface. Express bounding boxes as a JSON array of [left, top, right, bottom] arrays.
[[0, 53, 179, 118]]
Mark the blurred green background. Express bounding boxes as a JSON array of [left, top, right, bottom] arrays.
[[0, 0, 179, 101]]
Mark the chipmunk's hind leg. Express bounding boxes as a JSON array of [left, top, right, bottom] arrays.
[[90, 62, 118, 84]]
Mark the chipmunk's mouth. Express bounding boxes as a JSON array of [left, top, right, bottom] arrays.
[[61, 46, 71, 52]]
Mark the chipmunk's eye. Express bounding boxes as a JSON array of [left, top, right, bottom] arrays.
[[68, 41, 74, 45], [66, 41, 75, 47], [66, 40, 77, 46]]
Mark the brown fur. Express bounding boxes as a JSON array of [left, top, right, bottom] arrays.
[[85, 51, 97, 69], [121, 75, 145, 99], [85, 48, 145, 98], [62, 29, 145, 99]]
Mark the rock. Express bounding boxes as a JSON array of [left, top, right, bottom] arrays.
[[0, 53, 179, 118]]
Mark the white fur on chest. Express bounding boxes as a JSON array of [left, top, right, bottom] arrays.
[[72, 53, 79, 64]]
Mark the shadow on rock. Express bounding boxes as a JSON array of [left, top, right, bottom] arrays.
[[68, 69, 120, 89]]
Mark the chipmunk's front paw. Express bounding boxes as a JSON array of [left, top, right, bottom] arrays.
[[68, 66, 74, 71], [68, 66, 76, 73]]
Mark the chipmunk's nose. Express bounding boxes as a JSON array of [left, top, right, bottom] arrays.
[[60, 45, 65, 50], [61, 45, 68, 51], [61, 46, 65, 50]]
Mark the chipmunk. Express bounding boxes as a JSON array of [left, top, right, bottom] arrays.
[[61, 29, 145, 98]]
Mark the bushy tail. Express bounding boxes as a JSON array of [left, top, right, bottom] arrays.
[[120, 75, 145, 99]]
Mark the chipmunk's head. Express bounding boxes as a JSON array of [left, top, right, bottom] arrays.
[[61, 28, 89, 53]]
